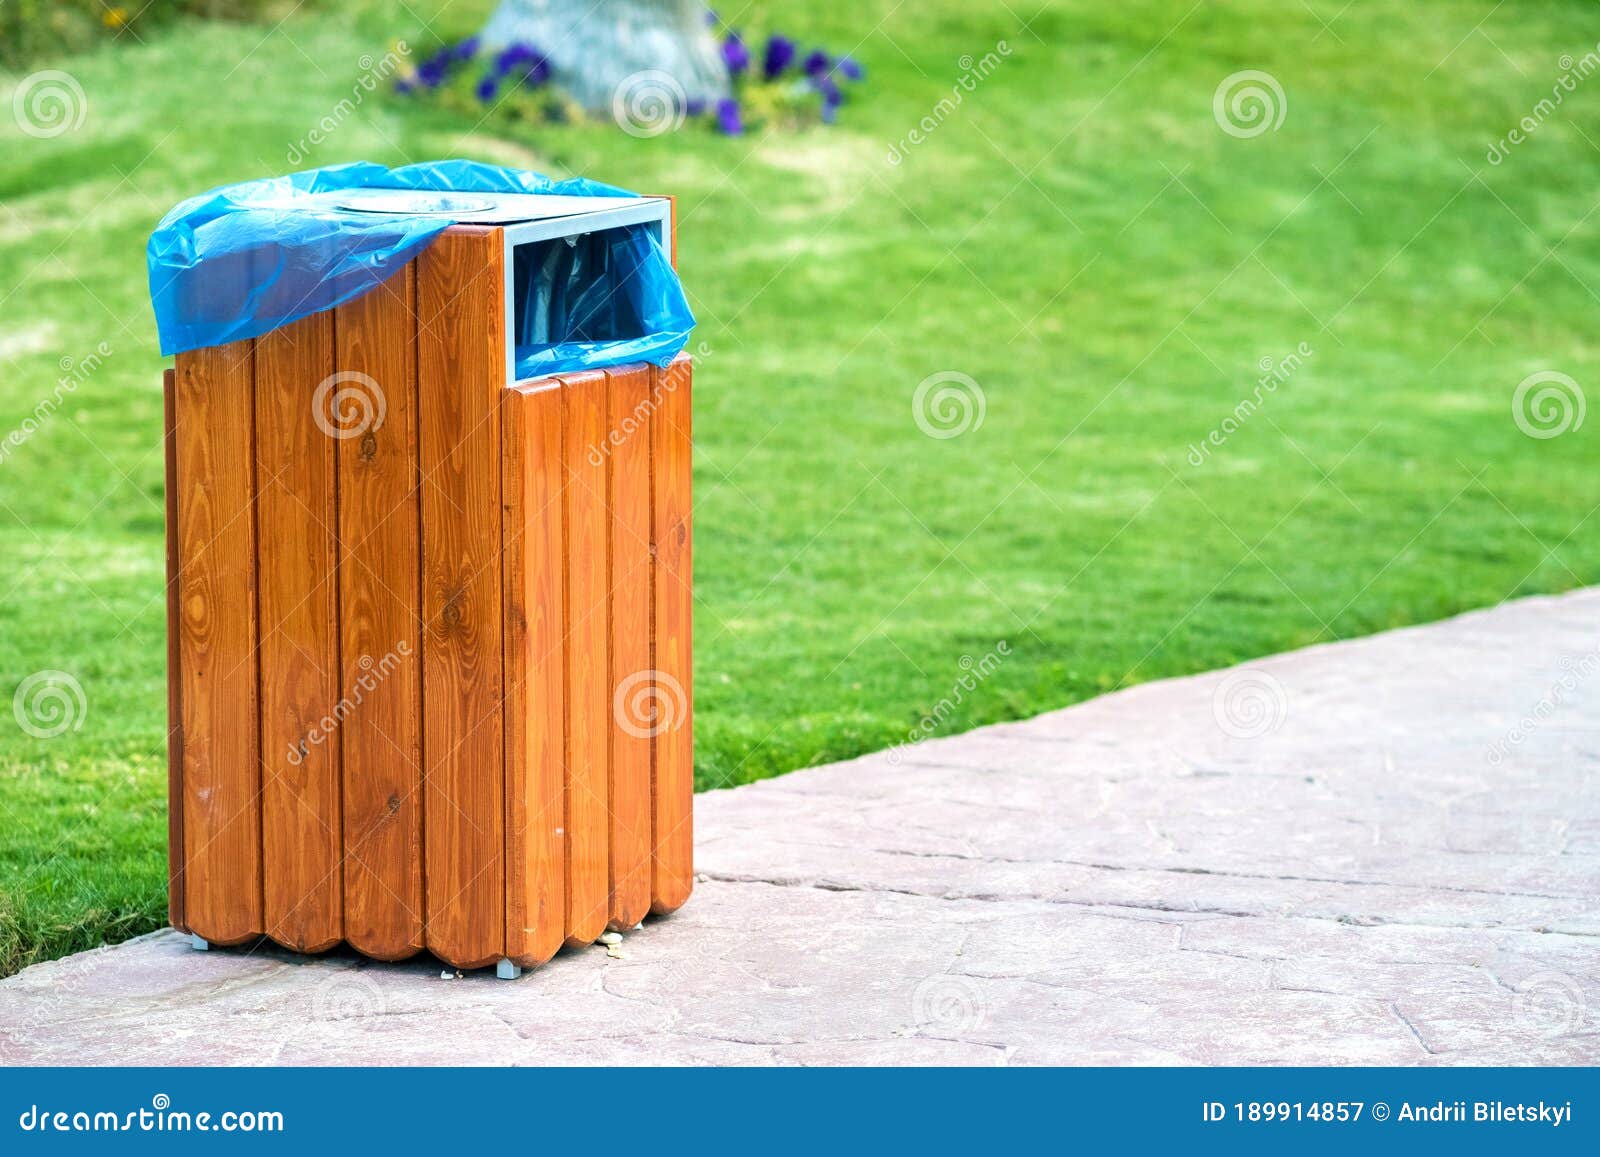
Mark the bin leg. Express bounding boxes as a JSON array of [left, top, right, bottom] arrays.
[[187, 934, 210, 952], [495, 958, 522, 981]]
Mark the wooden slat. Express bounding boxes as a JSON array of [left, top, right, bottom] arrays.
[[336, 265, 425, 961], [418, 228, 506, 969], [651, 356, 694, 914], [501, 383, 567, 965], [561, 369, 610, 945], [607, 366, 653, 929], [173, 340, 262, 944], [254, 312, 342, 952], [162, 369, 185, 934]]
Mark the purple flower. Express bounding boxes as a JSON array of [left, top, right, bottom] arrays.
[[722, 31, 750, 76], [814, 75, 843, 122], [394, 78, 415, 95], [838, 55, 864, 81], [763, 34, 796, 79], [494, 42, 535, 72], [812, 74, 841, 98], [454, 37, 480, 60], [417, 54, 450, 88], [715, 97, 743, 135], [493, 42, 551, 87], [475, 76, 498, 103], [802, 49, 830, 78], [519, 56, 552, 86], [686, 97, 708, 117]]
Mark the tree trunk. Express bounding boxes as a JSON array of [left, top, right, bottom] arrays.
[[481, 0, 729, 113]]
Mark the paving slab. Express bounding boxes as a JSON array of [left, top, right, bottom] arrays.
[[3, 590, 1599, 1065]]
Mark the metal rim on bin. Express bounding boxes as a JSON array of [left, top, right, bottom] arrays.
[[333, 189, 500, 216]]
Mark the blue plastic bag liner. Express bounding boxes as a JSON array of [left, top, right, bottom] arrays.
[[148, 160, 694, 376], [512, 223, 692, 380]]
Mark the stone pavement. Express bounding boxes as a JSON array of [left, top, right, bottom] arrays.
[[3, 591, 1598, 1065]]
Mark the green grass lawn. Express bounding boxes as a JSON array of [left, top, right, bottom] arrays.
[[2, 0, 1597, 976]]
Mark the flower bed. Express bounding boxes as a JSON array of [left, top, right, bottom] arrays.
[[394, 15, 865, 137]]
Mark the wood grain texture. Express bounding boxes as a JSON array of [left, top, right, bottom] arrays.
[[418, 228, 506, 969], [173, 340, 262, 945], [607, 366, 653, 929], [335, 265, 425, 960], [163, 369, 185, 934], [501, 383, 567, 965], [651, 356, 694, 914], [561, 370, 610, 945], [255, 312, 342, 952], [165, 217, 694, 964]]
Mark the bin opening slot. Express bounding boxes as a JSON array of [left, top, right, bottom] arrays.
[[511, 221, 690, 381]]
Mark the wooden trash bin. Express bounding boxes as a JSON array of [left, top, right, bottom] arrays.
[[162, 198, 693, 974]]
